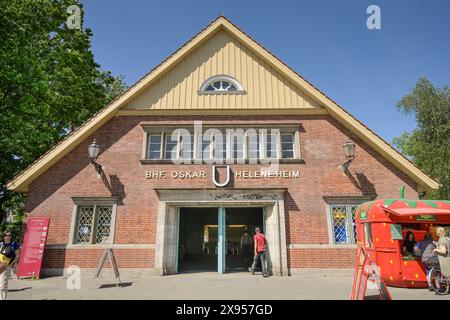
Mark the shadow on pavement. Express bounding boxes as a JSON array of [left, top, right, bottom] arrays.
[[98, 282, 133, 289], [8, 287, 32, 292]]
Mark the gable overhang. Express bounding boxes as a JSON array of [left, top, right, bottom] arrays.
[[6, 16, 439, 193]]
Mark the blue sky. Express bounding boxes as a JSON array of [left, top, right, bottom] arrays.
[[80, 0, 450, 144]]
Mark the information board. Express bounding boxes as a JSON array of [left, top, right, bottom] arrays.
[[93, 249, 121, 288], [16, 217, 50, 279]]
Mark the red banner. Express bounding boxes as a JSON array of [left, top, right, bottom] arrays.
[[16, 217, 50, 279]]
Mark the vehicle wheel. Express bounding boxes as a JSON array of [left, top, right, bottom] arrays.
[[429, 268, 450, 295]]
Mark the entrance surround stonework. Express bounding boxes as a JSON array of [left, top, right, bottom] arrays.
[[154, 188, 288, 276]]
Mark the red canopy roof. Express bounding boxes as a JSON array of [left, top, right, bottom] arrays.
[[381, 206, 450, 216]]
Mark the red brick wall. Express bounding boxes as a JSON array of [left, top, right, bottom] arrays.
[[25, 114, 418, 270], [43, 248, 154, 269], [287, 248, 357, 268]]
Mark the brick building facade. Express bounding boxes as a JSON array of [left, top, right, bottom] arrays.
[[8, 17, 438, 276]]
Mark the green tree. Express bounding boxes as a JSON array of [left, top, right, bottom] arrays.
[[0, 0, 127, 225], [394, 78, 450, 199]]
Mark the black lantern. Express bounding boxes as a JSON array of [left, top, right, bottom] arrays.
[[340, 140, 356, 173], [88, 140, 102, 173]]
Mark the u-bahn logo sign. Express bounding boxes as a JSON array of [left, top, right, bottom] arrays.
[[211, 165, 231, 187]]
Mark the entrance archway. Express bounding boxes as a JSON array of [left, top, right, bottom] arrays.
[[154, 189, 289, 276]]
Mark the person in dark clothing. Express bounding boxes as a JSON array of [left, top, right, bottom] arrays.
[[0, 231, 21, 300], [414, 233, 433, 258], [240, 231, 253, 262], [416, 233, 438, 291], [402, 231, 416, 255], [415, 233, 437, 274], [227, 241, 232, 255]]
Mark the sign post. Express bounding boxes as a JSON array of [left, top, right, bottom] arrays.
[[93, 248, 121, 288], [16, 217, 50, 279]]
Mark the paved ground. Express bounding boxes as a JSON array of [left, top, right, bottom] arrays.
[[5, 272, 449, 300]]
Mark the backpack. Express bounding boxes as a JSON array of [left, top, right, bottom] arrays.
[[0, 241, 16, 265]]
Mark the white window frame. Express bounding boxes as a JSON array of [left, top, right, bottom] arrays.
[[198, 75, 246, 95], [227, 128, 246, 162], [202, 134, 213, 160], [280, 133, 295, 159], [69, 197, 118, 245], [164, 132, 180, 160], [142, 125, 302, 163], [265, 131, 279, 159], [147, 134, 163, 160], [245, 130, 260, 161], [180, 133, 194, 161], [324, 197, 373, 246]]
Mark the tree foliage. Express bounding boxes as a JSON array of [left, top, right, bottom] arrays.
[[0, 0, 127, 224], [394, 78, 450, 199]]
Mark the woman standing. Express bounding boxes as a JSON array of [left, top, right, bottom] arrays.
[[432, 227, 450, 277], [0, 231, 21, 300]]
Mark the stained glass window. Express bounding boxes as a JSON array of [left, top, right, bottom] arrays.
[[330, 205, 358, 244]]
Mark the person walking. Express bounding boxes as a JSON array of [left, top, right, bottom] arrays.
[[0, 231, 21, 300], [248, 227, 269, 277]]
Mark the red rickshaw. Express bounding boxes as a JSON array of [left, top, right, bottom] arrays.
[[350, 188, 450, 299]]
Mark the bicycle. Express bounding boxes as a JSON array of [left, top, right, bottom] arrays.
[[427, 262, 450, 295]]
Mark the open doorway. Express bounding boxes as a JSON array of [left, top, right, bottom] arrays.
[[178, 207, 218, 273], [177, 206, 265, 274], [225, 207, 264, 272]]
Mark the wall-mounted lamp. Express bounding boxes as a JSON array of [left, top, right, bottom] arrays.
[[339, 140, 356, 174], [88, 139, 102, 174]]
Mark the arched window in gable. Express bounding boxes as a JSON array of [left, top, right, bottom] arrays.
[[198, 75, 245, 94]]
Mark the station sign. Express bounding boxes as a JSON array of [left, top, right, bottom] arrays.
[[16, 217, 50, 279]]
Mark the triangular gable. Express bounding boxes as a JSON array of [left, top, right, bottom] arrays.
[[7, 16, 439, 192], [124, 29, 322, 111]]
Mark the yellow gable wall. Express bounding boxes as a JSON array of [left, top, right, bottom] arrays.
[[124, 29, 322, 110]]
